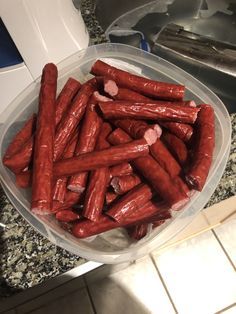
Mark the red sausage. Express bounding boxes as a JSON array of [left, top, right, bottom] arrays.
[[91, 60, 185, 100], [159, 121, 193, 142], [185, 104, 215, 191], [31, 63, 57, 214], [111, 174, 141, 195], [173, 176, 191, 196], [92, 91, 113, 102], [52, 190, 83, 213], [162, 132, 188, 166], [112, 88, 151, 102], [15, 171, 31, 188], [111, 87, 195, 108], [127, 223, 149, 240], [53, 131, 79, 203], [106, 191, 118, 204], [109, 162, 133, 178], [113, 119, 161, 145], [107, 128, 131, 145], [55, 210, 80, 222], [3, 114, 37, 161], [95, 122, 113, 150], [150, 139, 181, 178], [3, 137, 34, 174], [107, 128, 188, 210], [83, 168, 110, 221], [106, 184, 153, 223], [82, 123, 112, 221], [55, 77, 81, 126], [53, 80, 95, 161], [99, 101, 200, 124], [53, 138, 150, 178], [3, 79, 82, 174], [72, 200, 164, 238], [110, 86, 195, 107], [67, 103, 102, 193]]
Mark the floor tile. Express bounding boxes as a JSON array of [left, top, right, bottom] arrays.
[[87, 256, 176, 314], [15, 276, 86, 314], [27, 287, 94, 314], [152, 231, 236, 314], [0, 261, 100, 313], [214, 219, 236, 267]]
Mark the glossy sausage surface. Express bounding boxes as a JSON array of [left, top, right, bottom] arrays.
[[185, 104, 215, 191], [91, 60, 185, 100], [99, 101, 200, 124], [53, 139, 150, 178], [31, 63, 57, 214]]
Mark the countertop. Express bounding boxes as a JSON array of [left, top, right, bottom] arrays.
[[1, 0, 236, 298]]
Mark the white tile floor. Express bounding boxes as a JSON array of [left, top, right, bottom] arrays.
[[214, 219, 236, 268], [2, 219, 236, 314], [87, 256, 176, 314], [152, 230, 236, 314]]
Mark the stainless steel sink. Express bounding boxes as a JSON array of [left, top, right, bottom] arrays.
[[95, 0, 236, 113]]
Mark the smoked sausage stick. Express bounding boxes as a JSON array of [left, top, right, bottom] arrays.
[[3, 78, 82, 173], [106, 183, 153, 223], [31, 63, 58, 214], [3, 114, 37, 161], [113, 119, 161, 145], [111, 174, 141, 195], [113, 119, 181, 178], [107, 128, 188, 210], [159, 121, 193, 142], [53, 131, 79, 203], [55, 77, 81, 126], [99, 101, 200, 124], [53, 80, 95, 161], [67, 103, 102, 193], [91, 60, 185, 100], [53, 138, 150, 178], [185, 104, 215, 191], [162, 132, 188, 166], [82, 123, 112, 221], [109, 162, 133, 178], [72, 200, 165, 238]]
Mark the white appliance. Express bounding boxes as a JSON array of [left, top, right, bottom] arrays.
[[0, 0, 89, 120]]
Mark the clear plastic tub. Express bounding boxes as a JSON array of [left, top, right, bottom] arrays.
[[0, 43, 231, 264]]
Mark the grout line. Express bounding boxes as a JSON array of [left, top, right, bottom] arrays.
[[215, 302, 236, 313], [150, 255, 178, 314], [211, 229, 236, 272], [84, 277, 98, 314]]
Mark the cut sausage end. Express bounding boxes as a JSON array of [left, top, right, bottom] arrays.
[[110, 177, 121, 194], [93, 91, 112, 102], [153, 124, 162, 138], [144, 129, 158, 145], [67, 184, 85, 193], [104, 79, 118, 97], [188, 100, 197, 107], [32, 207, 52, 216]]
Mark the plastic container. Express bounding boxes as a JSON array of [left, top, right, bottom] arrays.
[[0, 43, 231, 264]]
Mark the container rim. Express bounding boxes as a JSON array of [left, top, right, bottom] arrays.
[[0, 43, 232, 263]]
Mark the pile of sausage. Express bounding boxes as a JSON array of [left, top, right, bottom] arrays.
[[3, 60, 215, 241]]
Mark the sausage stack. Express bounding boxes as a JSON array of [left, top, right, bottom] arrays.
[[3, 60, 215, 241]]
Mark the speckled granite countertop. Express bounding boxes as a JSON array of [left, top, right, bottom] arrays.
[[0, 0, 236, 298]]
